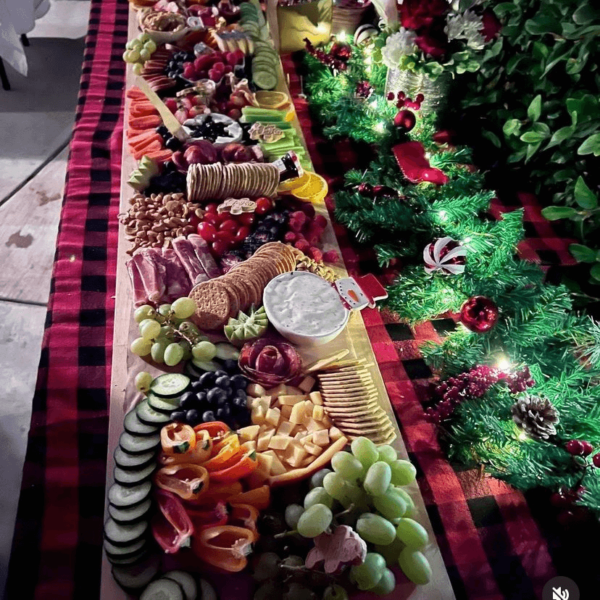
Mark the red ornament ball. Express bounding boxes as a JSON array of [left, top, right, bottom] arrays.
[[387, 92, 395, 101], [593, 453, 600, 468], [459, 296, 499, 333], [330, 42, 351, 61], [565, 440, 584, 456], [581, 441, 594, 456], [394, 109, 416, 132]]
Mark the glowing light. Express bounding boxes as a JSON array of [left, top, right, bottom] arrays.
[[365, 57, 373, 65], [518, 431, 529, 441], [369, 100, 378, 109], [338, 31, 347, 42], [317, 23, 329, 34], [373, 121, 386, 133], [495, 355, 512, 372], [463, 237, 472, 244], [438, 210, 447, 221]]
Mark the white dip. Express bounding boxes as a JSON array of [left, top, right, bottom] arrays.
[[264, 272, 347, 337]]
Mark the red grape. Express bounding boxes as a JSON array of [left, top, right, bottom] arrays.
[[219, 219, 238, 233], [234, 226, 250, 243], [198, 221, 217, 242], [255, 197, 273, 215], [203, 212, 218, 224], [211, 240, 229, 256], [237, 213, 255, 227], [215, 230, 235, 244], [205, 203, 219, 214]]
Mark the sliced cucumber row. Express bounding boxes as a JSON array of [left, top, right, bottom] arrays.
[[108, 498, 152, 524], [147, 393, 180, 415], [124, 407, 160, 436], [150, 373, 190, 398], [105, 517, 148, 546], [114, 446, 156, 471], [112, 554, 160, 591], [140, 571, 209, 600], [114, 462, 156, 487]]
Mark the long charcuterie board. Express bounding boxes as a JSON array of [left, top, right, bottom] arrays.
[[100, 4, 454, 599]]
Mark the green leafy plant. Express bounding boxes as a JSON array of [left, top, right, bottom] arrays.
[[459, 0, 600, 283]]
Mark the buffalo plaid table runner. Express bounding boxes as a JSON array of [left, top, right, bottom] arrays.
[[4, 0, 589, 597]]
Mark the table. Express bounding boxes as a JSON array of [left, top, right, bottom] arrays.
[[6, 0, 595, 598]]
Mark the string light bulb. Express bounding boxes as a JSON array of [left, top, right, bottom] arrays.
[[373, 121, 386, 133], [338, 31, 347, 42], [495, 355, 512, 372]]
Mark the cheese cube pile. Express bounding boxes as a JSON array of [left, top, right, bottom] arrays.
[[239, 377, 344, 483]]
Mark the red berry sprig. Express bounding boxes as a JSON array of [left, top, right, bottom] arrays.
[[387, 91, 424, 110]]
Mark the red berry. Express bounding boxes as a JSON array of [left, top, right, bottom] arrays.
[[189, 213, 201, 228], [289, 218, 304, 233], [290, 211, 308, 227], [234, 226, 250, 243], [295, 239, 310, 252], [415, 93, 424, 103], [183, 65, 196, 80], [213, 61, 225, 73], [593, 453, 600, 468], [284, 231, 297, 243], [203, 212, 218, 224], [308, 247, 323, 262], [550, 492, 571, 509], [322, 250, 340, 264], [580, 441, 594, 456], [255, 197, 273, 215], [211, 240, 229, 256], [565, 440, 584, 456], [205, 203, 219, 214], [387, 92, 395, 101], [164, 97, 178, 113], [313, 215, 327, 229], [300, 203, 316, 218], [237, 213, 255, 227], [219, 219, 238, 233], [398, 91, 406, 100], [215, 230, 235, 244], [396, 99, 405, 109], [197, 221, 217, 242], [305, 225, 322, 245], [557, 510, 576, 526]]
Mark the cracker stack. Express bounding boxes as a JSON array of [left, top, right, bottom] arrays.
[[187, 162, 280, 202], [317, 360, 396, 444], [189, 242, 297, 331]]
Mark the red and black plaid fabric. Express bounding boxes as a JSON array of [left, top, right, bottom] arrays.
[[5, 1, 593, 598]]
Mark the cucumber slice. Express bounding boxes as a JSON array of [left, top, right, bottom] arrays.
[[104, 517, 148, 546], [114, 463, 156, 487], [147, 393, 180, 415], [150, 374, 190, 398], [109, 498, 152, 524], [253, 71, 278, 90], [112, 554, 161, 591], [141, 578, 185, 600], [163, 571, 197, 600], [184, 362, 203, 379], [108, 481, 152, 508], [114, 446, 156, 471], [124, 409, 160, 436], [107, 549, 148, 566], [120, 431, 161, 454], [104, 536, 147, 558]]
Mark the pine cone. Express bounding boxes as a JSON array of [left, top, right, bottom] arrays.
[[511, 395, 559, 440]]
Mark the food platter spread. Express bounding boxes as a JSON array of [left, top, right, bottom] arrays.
[[101, 2, 454, 599]]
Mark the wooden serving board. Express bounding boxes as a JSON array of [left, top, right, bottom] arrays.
[[100, 6, 454, 599]]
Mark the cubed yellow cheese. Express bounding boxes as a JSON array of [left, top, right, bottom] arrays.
[[247, 383, 267, 397], [269, 434, 292, 451], [266, 384, 287, 398], [239, 425, 260, 442], [329, 427, 343, 441], [281, 405, 293, 419], [303, 401, 314, 420], [289, 402, 305, 424], [286, 443, 308, 468], [257, 452, 274, 472], [294, 431, 307, 441], [322, 415, 333, 427], [264, 450, 287, 475], [277, 421, 295, 436], [251, 397, 270, 411], [313, 405, 325, 422], [257, 429, 275, 452], [252, 404, 267, 426], [309, 391, 323, 406], [298, 376, 316, 393], [305, 417, 326, 433], [304, 441, 323, 456], [312, 429, 330, 446], [241, 440, 257, 452], [283, 386, 305, 396], [266, 407, 281, 428], [299, 433, 313, 445], [279, 395, 306, 406]]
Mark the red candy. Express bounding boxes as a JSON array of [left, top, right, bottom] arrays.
[[237, 213, 255, 227], [219, 219, 238, 233], [255, 197, 273, 215], [234, 226, 250, 243]]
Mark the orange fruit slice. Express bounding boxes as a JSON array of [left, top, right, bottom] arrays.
[[291, 173, 328, 203], [277, 171, 310, 193], [255, 91, 290, 110]]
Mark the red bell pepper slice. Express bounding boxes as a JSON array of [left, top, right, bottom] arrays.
[[194, 421, 230, 442], [152, 489, 194, 554], [187, 501, 229, 531], [154, 463, 209, 501], [210, 451, 259, 483]]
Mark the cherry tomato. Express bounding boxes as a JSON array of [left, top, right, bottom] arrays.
[[255, 197, 273, 215], [215, 230, 235, 244], [211, 240, 229, 256], [215, 212, 230, 224], [234, 226, 250, 243], [203, 212, 218, 225], [205, 203, 219, 214], [189, 213, 201, 228], [237, 213, 255, 227], [219, 219, 238, 233], [198, 221, 217, 242]]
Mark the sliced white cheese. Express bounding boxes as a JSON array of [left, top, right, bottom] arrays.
[[284, 442, 308, 468], [266, 384, 287, 398], [277, 421, 295, 437], [257, 429, 275, 452], [247, 383, 267, 398], [304, 441, 323, 456], [279, 395, 306, 406], [312, 429, 330, 447], [266, 407, 281, 428], [329, 426, 343, 441], [252, 404, 267, 426], [242, 440, 257, 452], [313, 405, 325, 422], [305, 417, 326, 433], [289, 402, 305, 425], [269, 434, 291, 451], [283, 386, 305, 396], [239, 425, 260, 442], [281, 405, 293, 419]]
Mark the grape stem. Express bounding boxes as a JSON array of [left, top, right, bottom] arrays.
[[274, 530, 298, 539], [279, 564, 336, 581], [334, 504, 355, 518]]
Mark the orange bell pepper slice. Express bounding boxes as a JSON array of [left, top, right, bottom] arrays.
[[228, 503, 260, 541], [185, 481, 243, 506], [228, 485, 271, 510], [159, 430, 212, 466], [204, 446, 243, 473], [155, 463, 209, 501], [194, 421, 231, 443], [212, 432, 241, 455], [210, 451, 259, 483], [192, 525, 254, 572], [161, 423, 198, 456]]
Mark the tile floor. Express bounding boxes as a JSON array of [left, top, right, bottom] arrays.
[[0, 2, 90, 596]]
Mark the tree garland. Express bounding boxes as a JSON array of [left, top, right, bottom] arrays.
[[303, 43, 600, 521]]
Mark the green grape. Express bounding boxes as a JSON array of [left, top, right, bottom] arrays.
[[396, 518, 428, 549], [323, 472, 348, 501], [135, 371, 153, 392], [139, 48, 151, 62], [138, 32, 151, 43], [144, 40, 157, 54], [351, 437, 379, 469], [373, 488, 407, 521], [158, 304, 172, 317], [340, 483, 369, 510], [160, 325, 176, 339], [172, 297, 196, 319], [132, 62, 144, 76], [179, 321, 200, 337], [128, 49, 140, 63], [164, 342, 184, 366], [356, 513, 396, 545], [309, 468, 331, 490], [322, 585, 348, 600], [125, 40, 134, 50], [375, 537, 405, 567], [364, 461, 392, 497], [304, 487, 333, 510], [331, 451, 364, 482], [392, 487, 415, 516], [377, 445, 397, 464], [179, 340, 192, 360], [134, 304, 155, 323], [398, 548, 432, 585], [131, 337, 152, 357], [370, 568, 395, 596], [139, 318, 161, 340], [349, 553, 385, 591], [122, 50, 133, 63], [390, 460, 417, 486], [151, 339, 168, 363], [296, 504, 332, 538], [130, 38, 143, 49], [192, 341, 217, 361], [284, 504, 305, 529], [192, 359, 220, 371]]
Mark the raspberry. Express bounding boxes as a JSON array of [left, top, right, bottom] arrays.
[[308, 247, 323, 262], [295, 239, 310, 252], [300, 203, 316, 218], [314, 215, 327, 229], [305, 225, 322, 245], [284, 231, 297, 243], [289, 218, 304, 233], [290, 211, 307, 227], [322, 250, 339, 264]]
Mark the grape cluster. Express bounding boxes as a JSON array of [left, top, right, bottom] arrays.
[[123, 33, 158, 75], [164, 50, 196, 80], [145, 162, 187, 196]]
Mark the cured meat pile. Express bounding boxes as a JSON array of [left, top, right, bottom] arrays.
[[127, 234, 221, 306]]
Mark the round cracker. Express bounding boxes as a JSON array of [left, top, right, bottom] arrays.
[[189, 279, 232, 330]]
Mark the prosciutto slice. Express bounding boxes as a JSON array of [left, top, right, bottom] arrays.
[[172, 237, 207, 285], [161, 248, 192, 301], [127, 255, 149, 308], [187, 234, 221, 280], [127, 252, 166, 306]]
